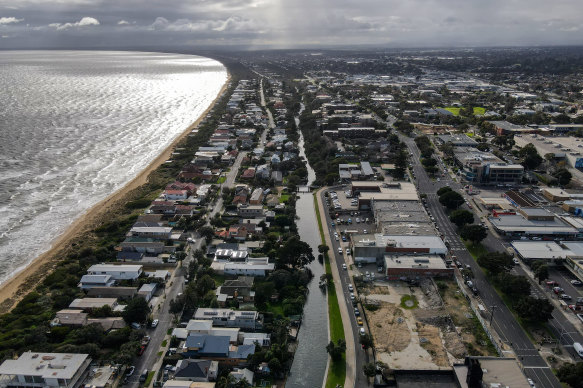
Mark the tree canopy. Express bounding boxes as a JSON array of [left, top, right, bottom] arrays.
[[514, 296, 554, 323], [449, 209, 475, 228], [122, 297, 150, 324], [477, 252, 513, 275], [460, 224, 488, 244], [439, 190, 465, 209]]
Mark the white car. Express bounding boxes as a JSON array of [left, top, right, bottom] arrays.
[[338, 247, 343, 254], [342, 263, 347, 270], [527, 378, 536, 388], [348, 284, 354, 292], [151, 319, 159, 328]]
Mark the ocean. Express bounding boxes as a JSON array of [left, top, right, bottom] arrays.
[[0, 50, 227, 286]]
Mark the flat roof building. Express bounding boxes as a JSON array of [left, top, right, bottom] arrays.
[[384, 254, 452, 280], [454, 149, 523, 184], [0, 352, 91, 388], [87, 264, 143, 280], [435, 134, 478, 147], [489, 214, 578, 238], [510, 241, 571, 265], [454, 357, 530, 388], [352, 234, 447, 264]]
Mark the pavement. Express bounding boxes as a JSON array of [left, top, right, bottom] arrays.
[[397, 132, 565, 388], [316, 187, 373, 388]]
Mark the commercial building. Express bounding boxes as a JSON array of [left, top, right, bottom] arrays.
[[435, 134, 478, 147], [510, 241, 572, 265], [373, 201, 436, 235], [384, 254, 452, 280], [352, 181, 419, 210], [0, 352, 91, 388], [87, 264, 143, 280], [489, 120, 532, 135], [352, 234, 447, 264], [514, 134, 583, 169], [453, 357, 531, 388], [489, 214, 578, 238], [454, 149, 523, 184]]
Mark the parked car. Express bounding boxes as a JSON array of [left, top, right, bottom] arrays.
[[348, 284, 353, 292], [553, 286, 564, 294], [359, 328, 365, 335], [570, 280, 582, 286], [151, 319, 159, 328], [354, 308, 360, 316], [342, 263, 347, 270], [560, 294, 572, 300], [338, 247, 343, 254], [357, 317, 363, 326], [126, 366, 136, 377], [546, 280, 558, 287]]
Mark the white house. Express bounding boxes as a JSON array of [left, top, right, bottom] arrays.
[[87, 264, 143, 280], [129, 226, 173, 239], [78, 274, 115, 290], [0, 351, 91, 388], [138, 283, 158, 302]]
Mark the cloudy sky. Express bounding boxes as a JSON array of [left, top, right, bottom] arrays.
[[1, 0, 582, 49]]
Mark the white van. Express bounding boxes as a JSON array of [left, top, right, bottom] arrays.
[[574, 342, 583, 358]]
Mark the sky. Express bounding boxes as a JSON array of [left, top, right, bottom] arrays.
[[1, 0, 583, 50]]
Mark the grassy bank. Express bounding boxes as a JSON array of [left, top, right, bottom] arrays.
[[314, 192, 346, 388]]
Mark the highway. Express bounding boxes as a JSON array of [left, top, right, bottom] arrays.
[[398, 132, 565, 388]]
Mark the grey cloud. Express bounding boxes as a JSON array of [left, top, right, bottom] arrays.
[[0, 0, 582, 48], [0, 16, 23, 24]]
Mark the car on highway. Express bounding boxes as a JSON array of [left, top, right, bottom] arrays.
[[570, 280, 582, 286], [342, 263, 347, 270], [357, 317, 363, 326], [331, 222, 335, 226], [560, 294, 572, 300], [126, 366, 136, 377], [553, 286, 564, 294], [338, 247, 343, 254], [546, 280, 558, 287], [151, 319, 159, 328]]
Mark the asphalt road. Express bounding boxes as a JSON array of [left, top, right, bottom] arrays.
[[398, 133, 564, 388], [319, 188, 371, 388]]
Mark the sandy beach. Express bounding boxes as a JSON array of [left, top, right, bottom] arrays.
[[0, 73, 231, 313]]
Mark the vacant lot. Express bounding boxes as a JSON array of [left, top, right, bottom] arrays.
[[365, 280, 467, 370]]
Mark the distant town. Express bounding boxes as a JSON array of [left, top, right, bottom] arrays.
[[2, 46, 583, 388]]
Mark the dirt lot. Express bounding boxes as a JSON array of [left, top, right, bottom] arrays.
[[365, 280, 468, 370], [435, 279, 498, 357]]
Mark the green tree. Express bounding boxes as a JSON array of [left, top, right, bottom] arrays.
[[278, 235, 314, 269], [439, 190, 465, 209], [477, 252, 513, 275], [199, 226, 215, 243], [460, 224, 487, 244], [318, 244, 329, 254], [557, 362, 583, 388], [498, 273, 531, 296], [437, 186, 453, 196], [122, 297, 151, 324], [531, 261, 549, 284], [326, 339, 346, 362], [553, 168, 572, 186], [449, 209, 475, 228], [514, 296, 554, 323], [363, 362, 377, 378]]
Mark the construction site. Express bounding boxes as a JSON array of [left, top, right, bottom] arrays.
[[360, 279, 498, 370]]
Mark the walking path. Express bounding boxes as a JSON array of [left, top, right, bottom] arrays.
[[315, 188, 356, 388]]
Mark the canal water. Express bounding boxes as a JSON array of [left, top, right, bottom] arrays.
[[286, 106, 328, 388]]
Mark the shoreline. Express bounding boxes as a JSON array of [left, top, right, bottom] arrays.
[[0, 72, 231, 313]]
